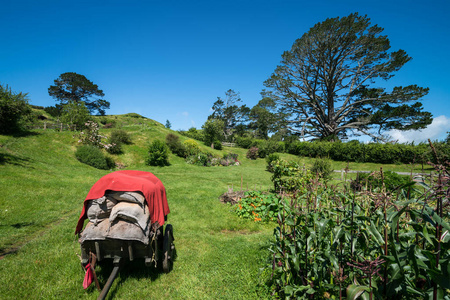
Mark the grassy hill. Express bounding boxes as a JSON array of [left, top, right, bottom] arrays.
[[0, 114, 277, 299], [0, 113, 433, 299]]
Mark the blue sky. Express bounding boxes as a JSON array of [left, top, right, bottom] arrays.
[[2, 0, 449, 142]]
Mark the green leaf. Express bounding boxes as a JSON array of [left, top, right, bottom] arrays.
[[425, 207, 450, 232], [284, 285, 294, 296], [346, 284, 370, 300], [367, 221, 384, 245], [422, 225, 433, 245]]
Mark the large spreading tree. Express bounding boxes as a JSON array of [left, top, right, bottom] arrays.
[[264, 13, 432, 141], [48, 72, 110, 116]]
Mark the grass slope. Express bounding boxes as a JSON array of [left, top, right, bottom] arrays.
[[0, 114, 427, 299], [0, 117, 273, 299]]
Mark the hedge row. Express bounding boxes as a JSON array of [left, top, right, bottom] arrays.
[[287, 140, 450, 164]]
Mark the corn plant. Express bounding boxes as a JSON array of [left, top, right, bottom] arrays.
[[262, 162, 450, 299]]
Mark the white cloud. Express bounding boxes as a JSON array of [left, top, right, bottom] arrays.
[[182, 111, 189, 117], [388, 115, 450, 143]]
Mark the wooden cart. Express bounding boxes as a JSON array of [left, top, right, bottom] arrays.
[[76, 171, 174, 300]]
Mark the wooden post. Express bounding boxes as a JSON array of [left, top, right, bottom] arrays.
[[44, 122, 47, 130]]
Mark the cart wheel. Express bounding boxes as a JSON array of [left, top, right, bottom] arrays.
[[162, 224, 174, 273]]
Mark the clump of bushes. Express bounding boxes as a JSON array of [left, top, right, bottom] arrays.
[[147, 139, 169, 166], [288, 140, 450, 165], [107, 129, 132, 154], [183, 139, 201, 156], [266, 153, 280, 172], [220, 153, 239, 166], [186, 151, 240, 167], [311, 158, 334, 181], [270, 159, 313, 193], [0, 84, 33, 134], [165, 133, 187, 157], [212, 140, 222, 150], [234, 191, 282, 222], [186, 151, 212, 166], [235, 136, 253, 149], [75, 145, 115, 169], [351, 170, 413, 192], [246, 147, 259, 160]]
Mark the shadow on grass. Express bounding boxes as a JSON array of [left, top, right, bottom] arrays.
[[0, 152, 32, 167], [90, 248, 178, 299]]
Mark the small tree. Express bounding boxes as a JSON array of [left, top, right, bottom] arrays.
[[0, 84, 32, 134], [208, 89, 250, 141], [165, 120, 172, 129], [249, 91, 282, 139], [77, 121, 113, 150], [60, 102, 90, 130], [202, 118, 224, 147], [147, 140, 170, 166]]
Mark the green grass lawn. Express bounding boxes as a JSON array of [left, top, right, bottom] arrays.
[[0, 118, 429, 299]]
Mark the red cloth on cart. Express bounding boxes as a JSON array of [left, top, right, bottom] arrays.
[[75, 170, 170, 234]]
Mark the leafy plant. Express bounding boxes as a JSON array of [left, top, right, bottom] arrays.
[[183, 139, 201, 156], [266, 153, 280, 172], [246, 147, 259, 160], [165, 133, 187, 157], [262, 164, 450, 299], [77, 121, 114, 150], [107, 129, 132, 154], [75, 145, 115, 170], [311, 158, 334, 181], [234, 191, 282, 222], [351, 170, 413, 192], [0, 83, 33, 134], [213, 140, 223, 150], [146, 139, 170, 166]]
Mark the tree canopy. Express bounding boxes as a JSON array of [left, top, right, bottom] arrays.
[[0, 84, 32, 134], [208, 89, 249, 141], [48, 72, 110, 116], [248, 91, 283, 139], [264, 13, 432, 141]]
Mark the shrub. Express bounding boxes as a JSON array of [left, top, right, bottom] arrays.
[[271, 159, 313, 193], [178, 127, 204, 141], [0, 84, 33, 134], [147, 140, 169, 166], [234, 191, 282, 222], [75, 145, 115, 170], [110, 129, 131, 145], [351, 170, 413, 192], [77, 121, 113, 149], [235, 136, 253, 149], [183, 139, 200, 156], [221, 153, 239, 166], [212, 140, 222, 150], [246, 147, 259, 160], [266, 153, 280, 172], [311, 158, 334, 181], [165, 133, 187, 157], [186, 151, 212, 166], [252, 139, 285, 157], [107, 129, 132, 154]]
